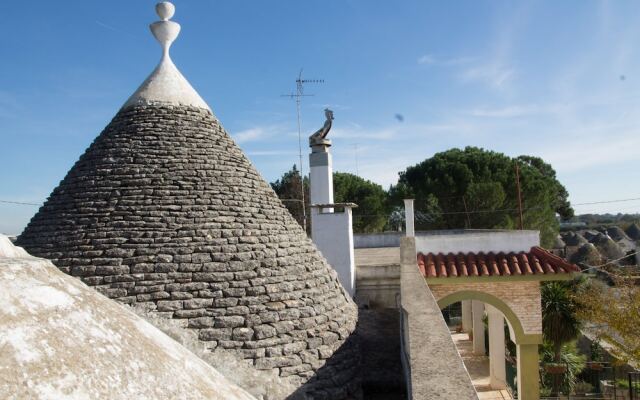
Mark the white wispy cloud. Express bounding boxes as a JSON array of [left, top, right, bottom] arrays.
[[417, 54, 474, 66], [232, 127, 268, 144], [459, 64, 516, 90], [536, 124, 640, 173], [468, 103, 570, 118]]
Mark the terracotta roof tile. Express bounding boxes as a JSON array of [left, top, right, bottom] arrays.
[[417, 246, 580, 279]]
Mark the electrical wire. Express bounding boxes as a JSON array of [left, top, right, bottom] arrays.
[[0, 199, 41, 206]]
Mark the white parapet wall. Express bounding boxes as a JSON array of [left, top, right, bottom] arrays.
[[398, 237, 479, 399], [311, 204, 356, 297], [415, 229, 540, 255]]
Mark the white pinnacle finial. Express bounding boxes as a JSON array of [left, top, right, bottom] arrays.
[[150, 2, 180, 57], [122, 1, 211, 111], [156, 2, 176, 21]]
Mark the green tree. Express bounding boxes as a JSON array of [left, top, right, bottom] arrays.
[[392, 147, 573, 246], [541, 282, 581, 362], [270, 168, 389, 234], [333, 172, 389, 233], [270, 165, 309, 234], [578, 273, 640, 365]]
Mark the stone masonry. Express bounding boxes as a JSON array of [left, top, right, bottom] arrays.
[[17, 104, 360, 399], [428, 281, 542, 335]]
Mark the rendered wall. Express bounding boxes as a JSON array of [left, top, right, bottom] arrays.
[[415, 230, 540, 255], [311, 208, 356, 297]]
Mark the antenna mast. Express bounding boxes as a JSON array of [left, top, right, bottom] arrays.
[[281, 69, 324, 233]]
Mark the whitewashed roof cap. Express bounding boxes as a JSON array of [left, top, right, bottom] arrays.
[[123, 2, 211, 111]]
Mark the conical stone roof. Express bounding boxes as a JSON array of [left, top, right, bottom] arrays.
[[561, 231, 588, 247], [569, 243, 603, 267], [606, 226, 629, 242], [626, 223, 640, 240], [17, 3, 359, 399], [591, 234, 625, 260]]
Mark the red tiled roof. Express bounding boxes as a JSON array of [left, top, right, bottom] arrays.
[[417, 246, 580, 279]]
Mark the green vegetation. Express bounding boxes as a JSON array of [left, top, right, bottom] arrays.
[[333, 172, 389, 233], [541, 281, 582, 363], [578, 274, 640, 365], [270, 168, 389, 234], [540, 341, 586, 396], [390, 147, 573, 246], [271, 148, 574, 244], [270, 165, 309, 233], [539, 280, 586, 396]]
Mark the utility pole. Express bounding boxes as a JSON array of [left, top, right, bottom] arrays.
[[462, 196, 471, 229], [281, 69, 324, 232], [515, 163, 524, 230]]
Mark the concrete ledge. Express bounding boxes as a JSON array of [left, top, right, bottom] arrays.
[[356, 263, 400, 308], [399, 237, 478, 400]]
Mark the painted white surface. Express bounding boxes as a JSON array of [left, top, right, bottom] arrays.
[[309, 158, 334, 206], [404, 199, 415, 237], [415, 230, 540, 255], [461, 300, 472, 333], [309, 142, 355, 296], [353, 232, 402, 248], [311, 207, 356, 296], [123, 2, 210, 111], [0, 235, 256, 400], [487, 305, 507, 389], [0, 235, 30, 258], [472, 300, 486, 355]]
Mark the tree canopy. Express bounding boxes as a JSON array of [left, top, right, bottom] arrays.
[[390, 147, 573, 246], [270, 168, 389, 234], [270, 165, 309, 233], [578, 274, 640, 365], [333, 172, 389, 233]]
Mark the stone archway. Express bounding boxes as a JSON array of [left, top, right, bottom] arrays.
[[434, 288, 541, 400], [437, 290, 539, 345]]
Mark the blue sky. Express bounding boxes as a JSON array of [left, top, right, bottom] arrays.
[[2, 1, 640, 234]]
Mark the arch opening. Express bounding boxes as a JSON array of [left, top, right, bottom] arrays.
[[436, 290, 527, 345]]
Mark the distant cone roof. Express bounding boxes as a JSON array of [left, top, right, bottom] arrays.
[[561, 231, 588, 246], [570, 243, 603, 266], [17, 3, 358, 397], [626, 223, 640, 240], [591, 234, 624, 260], [606, 226, 629, 242], [553, 235, 566, 249]]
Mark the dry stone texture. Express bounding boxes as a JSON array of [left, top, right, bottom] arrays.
[[17, 104, 360, 399]]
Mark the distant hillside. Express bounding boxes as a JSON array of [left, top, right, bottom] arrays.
[[569, 213, 640, 228]]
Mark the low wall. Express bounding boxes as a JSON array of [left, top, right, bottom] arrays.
[[356, 263, 400, 308], [354, 232, 402, 249], [415, 229, 539, 255], [355, 229, 539, 252], [399, 237, 478, 399]]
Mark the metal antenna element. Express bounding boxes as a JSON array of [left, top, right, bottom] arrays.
[[280, 69, 324, 233], [353, 143, 360, 177]]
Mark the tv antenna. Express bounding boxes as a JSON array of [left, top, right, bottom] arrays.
[[281, 69, 324, 232], [353, 143, 360, 177]]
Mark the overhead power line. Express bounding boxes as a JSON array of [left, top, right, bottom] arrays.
[[573, 197, 640, 206], [0, 199, 41, 206]]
